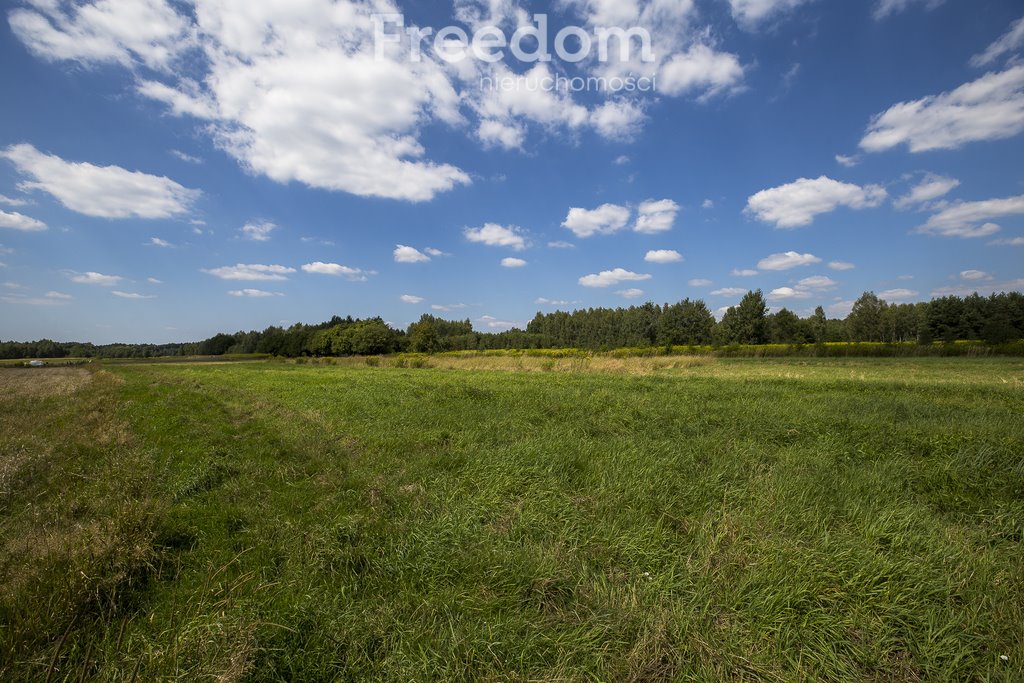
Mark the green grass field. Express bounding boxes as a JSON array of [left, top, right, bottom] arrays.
[[1, 358, 1022, 681]]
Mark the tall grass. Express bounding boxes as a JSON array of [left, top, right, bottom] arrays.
[[1, 359, 1021, 680]]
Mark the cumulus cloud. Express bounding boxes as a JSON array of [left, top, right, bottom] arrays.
[[829, 261, 856, 271], [835, 154, 860, 168], [634, 199, 680, 234], [536, 297, 580, 306], [1, 292, 72, 306], [547, 240, 575, 249], [562, 204, 631, 238], [658, 44, 745, 99], [797, 275, 838, 290], [0, 210, 47, 232], [69, 271, 122, 286], [241, 221, 276, 242], [894, 174, 960, 209], [203, 264, 296, 281], [645, 249, 683, 264], [501, 257, 527, 268], [989, 236, 1024, 246], [578, 268, 652, 288], [149, 237, 173, 248], [688, 278, 712, 287], [746, 176, 887, 228], [971, 16, 1024, 68], [589, 101, 646, 141], [768, 287, 812, 301], [393, 245, 431, 263], [758, 251, 822, 270], [400, 294, 424, 304], [171, 149, 203, 164], [1, 143, 198, 219], [711, 287, 747, 296], [918, 195, 1024, 238], [228, 289, 281, 297], [301, 262, 368, 280], [860, 66, 1024, 153], [616, 288, 645, 299], [960, 270, 992, 281], [8, 0, 193, 69], [878, 288, 919, 301], [112, 291, 156, 300], [732, 269, 759, 277], [464, 224, 527, 250], [873, 0, 944, 20]]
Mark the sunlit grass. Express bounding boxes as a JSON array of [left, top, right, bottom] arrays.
[[1, 358, 1021, 680]]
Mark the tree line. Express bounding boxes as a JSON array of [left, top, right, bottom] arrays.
[[2, 290, 1022, 360]]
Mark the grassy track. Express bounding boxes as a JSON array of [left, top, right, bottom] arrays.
[[1, 359, 1022, 681]]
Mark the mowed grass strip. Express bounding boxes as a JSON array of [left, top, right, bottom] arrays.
[[0, 359, 1021, 681]]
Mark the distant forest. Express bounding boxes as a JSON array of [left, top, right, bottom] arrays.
[[3, 290, 1023, 360]]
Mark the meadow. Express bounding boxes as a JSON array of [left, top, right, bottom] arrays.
[[1, 357, 1022, 681]]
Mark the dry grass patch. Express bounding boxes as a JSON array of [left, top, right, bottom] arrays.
[[0, 367, 93, 401]]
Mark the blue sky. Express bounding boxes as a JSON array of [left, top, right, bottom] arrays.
[[1, 0, 1023, 344]]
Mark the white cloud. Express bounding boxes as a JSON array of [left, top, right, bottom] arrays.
[[578, 268, 652, 288], [645, 249, 683, 264], [827, 300, 856, 317], [931, 278, 1024, 297], [768, 287, 813, 300], [45, 291, 72, 300], [477, 315, 520, 330], [8, 0, 193, 70], [758, 251, 822, 270], [894, 173, 960, 209], [746, 176, 887, 228], [1, 143, 198, 219], [658, 44, 745, 99], [797, 275, 838, 290], [536, 297, 579, 306], [70, 271, 122, 286], [432, 303, 468, 312], [424, 247, 446, 257], [873, 0, 944, 20], [400, 294, 424, 304], [147, 277, 162, 284], [960, 270, 992, 281], [301, 262, 367, 280], [171, 149, 203, 164], [501, 257, 527, 268], [989, 236, 1024, 246], [731, 269, 759, 277], [616, 288, 645, 299], [589, 101, 646, 141], [971, 16, 1024, 68], [688, 278, 712, 287], [728, 0, 814, 29], [829, 261, 856, 271], [0, 210, 47, 232], [835, 154, 860, 168], [112, 291, 156, 300], [562, 204, 630, 238], [634, 199, 680, 234], [547, 240, 576, 249], [149, 237, 173, 248], [393, 245, 431, 263], [228, 289, 281, 297], [702, 199, 714, 209], [12, 1, 472, 202], [878, 288, 919, 301], [464, 224, 527, 250], [614, 156, 631, 166], [712, 287, 748, 296], [860, 66, 1024, 153], [918, 195, 1024, 238], [203, 264, 295, 281], [241, 221, 276, 242], [0, 194, 29, 207]]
